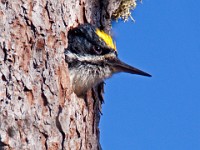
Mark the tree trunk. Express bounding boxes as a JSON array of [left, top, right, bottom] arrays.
[[0, 0, 124, 149]]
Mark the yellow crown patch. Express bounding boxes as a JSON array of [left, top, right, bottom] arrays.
[[95, 29, 116, 51]]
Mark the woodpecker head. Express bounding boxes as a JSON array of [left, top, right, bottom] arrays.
[[65, 23, 151, 96]]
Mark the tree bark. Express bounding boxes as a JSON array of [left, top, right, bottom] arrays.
[[0, 0, 125, 149]]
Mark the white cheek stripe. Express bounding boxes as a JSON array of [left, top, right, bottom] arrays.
[[65, 51, 116, 63]]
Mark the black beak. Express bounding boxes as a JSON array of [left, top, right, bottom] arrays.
[[109, 58, 151, 77]]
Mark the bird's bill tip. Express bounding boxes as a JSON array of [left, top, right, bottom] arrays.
[[112, 59, 151, 77]]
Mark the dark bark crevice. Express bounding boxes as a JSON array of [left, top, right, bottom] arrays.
[[56, 105, 65, 150]]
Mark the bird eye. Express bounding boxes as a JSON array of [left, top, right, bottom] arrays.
[[92, 46, 102, 55], [97, 46, 101, 51]]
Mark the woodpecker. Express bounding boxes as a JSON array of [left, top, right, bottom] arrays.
[[65, 23, 151, 97]]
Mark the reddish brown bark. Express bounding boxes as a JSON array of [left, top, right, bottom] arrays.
[[0, 0, 125, 149]]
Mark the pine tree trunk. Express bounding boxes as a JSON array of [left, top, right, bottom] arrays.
[[0, 0, 124, 149]]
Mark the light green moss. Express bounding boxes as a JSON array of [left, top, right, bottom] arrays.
[[112, 0, 137, 21]]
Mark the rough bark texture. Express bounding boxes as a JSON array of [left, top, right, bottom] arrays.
[[0, 0, 122, 149]]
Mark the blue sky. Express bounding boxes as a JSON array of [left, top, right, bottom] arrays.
[[100, 1, 200, 150]]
